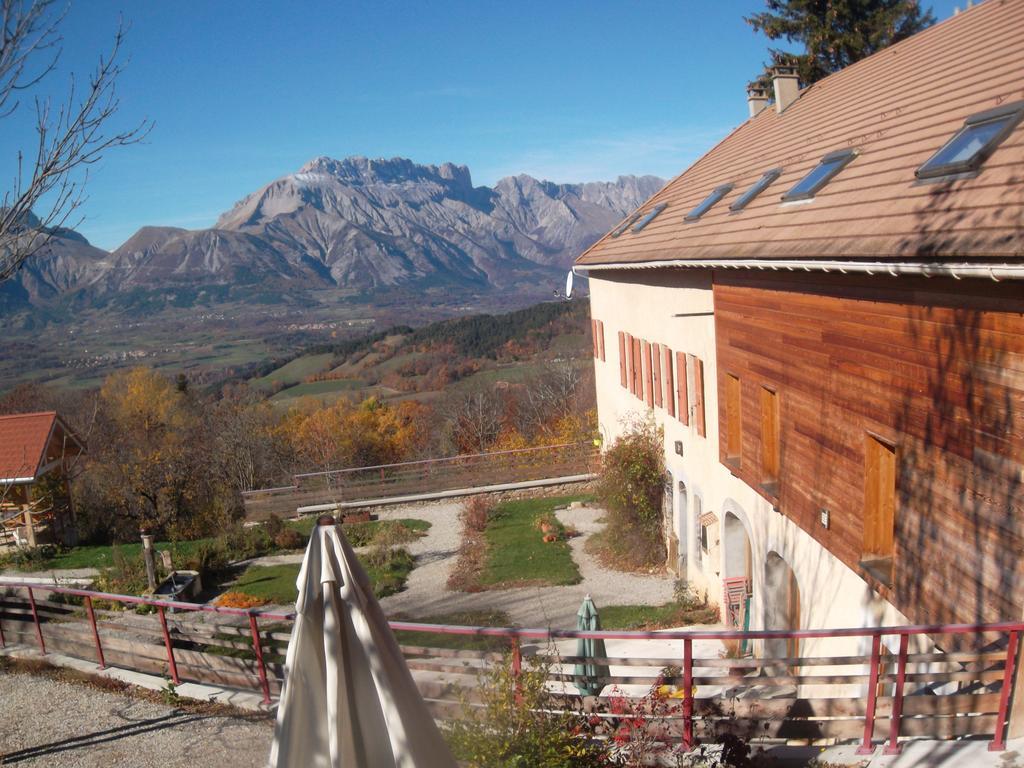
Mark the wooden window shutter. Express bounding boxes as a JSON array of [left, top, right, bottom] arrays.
[[676, 351, 689, 425], [591, 320, 598, 358], [632, 337, 642, 397], [693, 356, 706, 437], [641, 340, 653, 407], [652, 343, 662, 408], [663, 346, 675, 418], [598, 321, 605, 361], [618, 332, 627, 387]]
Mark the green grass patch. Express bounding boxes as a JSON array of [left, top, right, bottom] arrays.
[[285, 518, 430, 546], [599, 595, 720, 631], [393, 610, 514, 651], [478, 496, 583, 588], [230, 547, 416, 604], [3, 539, 215, 572], [251, 352, 335, 390], [269, 378, 363, 401]]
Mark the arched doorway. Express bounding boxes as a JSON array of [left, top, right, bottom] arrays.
[[764, 551, 801, 661], [722, 512, 753, 631], [674, 481, 688, 574]]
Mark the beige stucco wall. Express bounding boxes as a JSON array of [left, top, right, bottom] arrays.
[[587, 269, 916, 661]]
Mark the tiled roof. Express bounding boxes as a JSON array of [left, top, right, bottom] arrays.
[[0, 412, 58, 482], [576, 0, 1024, 268]]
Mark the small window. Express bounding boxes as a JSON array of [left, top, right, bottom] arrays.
[[782, 149, 857, 201], [730, 168, 782, 211], [632, 203, 667, 232], [685, 184, 734, 221], [916, 101, 1024, 179], [610, 211, 642, 238]]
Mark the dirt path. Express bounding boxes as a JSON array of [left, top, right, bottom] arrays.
[[376, 500, 677, 628]]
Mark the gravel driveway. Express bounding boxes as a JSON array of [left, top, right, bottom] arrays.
[[0, 671, 272, 768]]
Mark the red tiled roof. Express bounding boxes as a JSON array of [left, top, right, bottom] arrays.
[[0, 412, 58, 482], [576, 0, 1024, 268]]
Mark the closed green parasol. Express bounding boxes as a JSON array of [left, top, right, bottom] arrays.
[[574, 594, 610, 696]]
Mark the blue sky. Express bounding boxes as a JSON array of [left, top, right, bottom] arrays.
[[0, 0, 959, 250]]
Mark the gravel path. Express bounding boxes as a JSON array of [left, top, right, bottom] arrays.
[[376, 499, 677, 629], [0, 671, 272, 768]]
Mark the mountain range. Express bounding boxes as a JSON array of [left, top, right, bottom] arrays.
[[1, 156, 663, 314]]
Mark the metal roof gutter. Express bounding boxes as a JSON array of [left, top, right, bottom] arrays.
[[574, 259, 1024, 281]]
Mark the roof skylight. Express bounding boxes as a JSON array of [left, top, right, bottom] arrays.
[[610, 211, 642, 237], [916, 101, 1024, 179], [632, 203, 668, 232], [730, 168, 782, 212], [685, 184, 734, 221], [782, 149, 858, 201]]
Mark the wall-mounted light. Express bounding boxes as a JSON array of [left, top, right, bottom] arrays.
[[674, 440, 684, 456], [820, 508, 830, 529]]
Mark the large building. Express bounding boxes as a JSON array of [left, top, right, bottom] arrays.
[[577, 0, 1024, 655]]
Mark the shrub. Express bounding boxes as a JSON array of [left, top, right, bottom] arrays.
[[595, 418, 666, 569], [461, 495, 495, 533], [445, 654, 607, 767], [216, 591, 269, 609], [263, 514, 285, 540], [273, 528, 305, 550], [1, 544, 57, 571]]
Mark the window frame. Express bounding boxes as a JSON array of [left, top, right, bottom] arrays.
[[610, 211, 642, 238], [685, 184, 735, 221], [730, 168, 782, 212], [916, 100, 1024, 180], [782, 149, 858, 201], [632, 202, 668, 233]]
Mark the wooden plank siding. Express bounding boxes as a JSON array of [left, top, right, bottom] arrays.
[[713, 270, 1024, 626]]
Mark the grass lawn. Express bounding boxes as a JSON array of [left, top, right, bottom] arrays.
[[3, 519, 430, 573], [599, 598, 720, 631], [13, 539, 214, 571], [230, 548, 416, 604], [478, 496, 583, 588], [286, 518, 430, 546], [392, 610, 514, 651]]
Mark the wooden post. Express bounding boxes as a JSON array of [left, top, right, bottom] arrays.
[[141, 534, 157, 592], [23, 509, 36, 548]]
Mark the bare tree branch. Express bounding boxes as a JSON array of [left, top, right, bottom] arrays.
[[0, 0, 150, 282]]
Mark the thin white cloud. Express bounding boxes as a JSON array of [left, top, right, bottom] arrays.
[[475, 125, 733, 185]]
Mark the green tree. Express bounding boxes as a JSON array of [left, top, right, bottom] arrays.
[[746, 0, 935, 87]]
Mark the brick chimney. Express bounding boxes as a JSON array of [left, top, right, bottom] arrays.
[[771, 64, 800, 114], [746, 84, 770, 118]]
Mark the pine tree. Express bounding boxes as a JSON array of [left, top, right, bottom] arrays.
[[746, 0, 935, 87]]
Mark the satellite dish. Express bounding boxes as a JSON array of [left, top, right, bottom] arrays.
[[565, 271, 574, 299]]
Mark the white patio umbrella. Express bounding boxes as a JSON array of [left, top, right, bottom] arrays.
[[269, 515, 457, 768]]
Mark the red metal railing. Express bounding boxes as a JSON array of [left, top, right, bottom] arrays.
[[0, 581, 1020, 752]]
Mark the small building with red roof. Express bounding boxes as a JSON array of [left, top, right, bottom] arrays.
[[0, 411, 84, 547]]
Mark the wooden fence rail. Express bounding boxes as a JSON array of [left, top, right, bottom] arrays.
[[241, 442, 600, 521], [0, 583, 1018, 754]]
